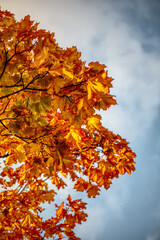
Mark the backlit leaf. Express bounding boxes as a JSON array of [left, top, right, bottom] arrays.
[[62, 68, 73, 79]]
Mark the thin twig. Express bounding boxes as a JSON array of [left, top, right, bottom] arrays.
[[0, 120, 8, 130], [0, 99, 10, 115], [18, 181, 28, 194], [0, 153, 9, 158]]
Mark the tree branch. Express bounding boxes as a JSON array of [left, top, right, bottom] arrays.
[[0, 120, 8, 130], [26, 87, 48, 91], [0, 153, 9, 158], [0, 99, 10, 115], [0, 72, 48, 100]]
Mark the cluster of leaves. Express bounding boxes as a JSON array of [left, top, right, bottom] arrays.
[[0, 10, 136, 240]]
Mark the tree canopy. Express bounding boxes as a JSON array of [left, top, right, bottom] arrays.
[[0, 10, 136, 240]]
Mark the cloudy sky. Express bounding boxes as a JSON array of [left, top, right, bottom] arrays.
[[1, 0, 160, 239]]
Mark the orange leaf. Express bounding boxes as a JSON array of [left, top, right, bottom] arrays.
[[33, 47, 49, 67], [56, 202, 64, 218]]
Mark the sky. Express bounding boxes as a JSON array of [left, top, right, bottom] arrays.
[[0, 0, 160, 239]]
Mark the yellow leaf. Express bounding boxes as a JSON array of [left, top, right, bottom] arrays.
[[65, 127, 81, 149], [92, 172, 98, 182], [54, 76, 66, 94], [22, 214, 31, 227], [87, 116, 101, 131], [71, 129, 81, 142], [16, 144, 25, 153], [102, 72, 107, 79], [62, 68, 73, 79], [30, 143, 40, 153], [87, 79, 108, 100], [50, 117, 56, 126], [87, 82, 92, 100], [19, 174, 25, 182], [92, 80, 108, 93], [77, 98, 83, 110]]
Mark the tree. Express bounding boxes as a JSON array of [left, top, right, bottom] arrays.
[[0, 10, 136, 240]]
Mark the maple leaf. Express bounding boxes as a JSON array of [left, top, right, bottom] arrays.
[[87, 185, 100, 198], [65, 126, 81, 149], [87, 115, 102, 131], [33, 47, 49, 68], [56, 202, 65, 219], [62, 67, 74, 79], [87, 78, 108, 100]]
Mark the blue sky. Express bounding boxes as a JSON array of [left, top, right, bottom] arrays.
[[1, 0, 160, 239]]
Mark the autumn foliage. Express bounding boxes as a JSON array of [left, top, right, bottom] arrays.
[[0, 10, 136, 240]]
